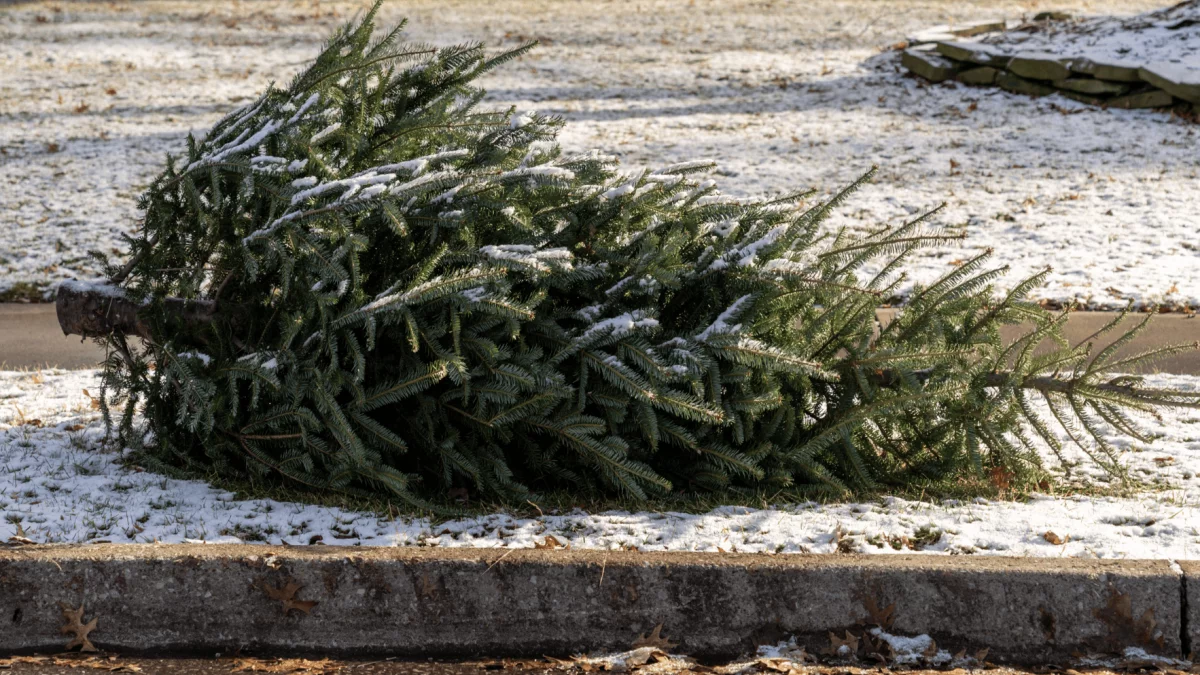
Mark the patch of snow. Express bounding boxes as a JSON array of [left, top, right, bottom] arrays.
[[480, 244, 574, 272], [4, 369, 1200, 553], [58, 279, 127, 299], [976, 2, 1200, 65], [869, 628, 951, 665], [576, 311, 660, 341], [696, 294, 753, 340], [510, 110, 535, 129], [309, 121, 341, 143], [175, 351, 212, 366]]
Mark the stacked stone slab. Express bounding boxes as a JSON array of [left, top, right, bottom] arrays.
[[900, 22, 1199, 114]]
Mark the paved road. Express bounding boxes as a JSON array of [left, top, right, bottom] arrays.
[[0, 655, 1134, 675], [0, 304, 106, 370], [2, 303, 1198, 372]]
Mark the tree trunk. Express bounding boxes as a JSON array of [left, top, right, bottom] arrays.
[[56, 280, 218, 341]]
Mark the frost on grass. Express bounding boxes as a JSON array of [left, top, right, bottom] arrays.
[[3, 368, 1200, 556], [974, 1, 1200, 67], [1, 1, 1196, 308]]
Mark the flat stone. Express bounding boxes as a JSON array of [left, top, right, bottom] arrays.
[[1007, 52, 1072, 81], [1032, 11, 1072, 21], [996, 70, 1058, 97], [901, 48, 961, 83], [1053, 77, 1131, 95], [1068, 56, 1144, 82], [1107, 89, 1176, 109], [1057, 90, 1104, 106], [950, 20, 1008, 37], [936, 41, 1009, 66], [908, 20, 1008, 45], [957, 66, 999, 85], [1139, 62, 1200, 104]]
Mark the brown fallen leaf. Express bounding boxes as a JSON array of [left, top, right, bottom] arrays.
[[823, 630, 860, 657], [860, 596, 896, 629], [922, 637, 940, 659], [755, 657, 793, 673], [59, 602, 100, 652], [260, 579, 318, 616], [0, 656, 49, 668], [1093, 587, 1164, 651], [534, 535, 565, 550], [53, 656, 142, 672], [1043, 531, 1068, 545], [232, 657, 339, 673], [989, 466, 1013, 491], [632, 623, 678, 651], [622, 647, 667, 668]]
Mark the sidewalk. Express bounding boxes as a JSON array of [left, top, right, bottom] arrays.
[[3, 303, 1197, 372]]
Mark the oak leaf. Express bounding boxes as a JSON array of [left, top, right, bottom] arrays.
[[622, 647, 664, 668], [921, 637, 940, 659], [860, 596, 896, 629], [1093, 588, 1164, 651], [631, 623, 678, 651], [59, 602, 99, 652], [1043, 531, 1067, 545], [822, 630, 860, 657], [755, 658, 794, 673], [534, 535, 565, 550], [260, 579, 318, 616]]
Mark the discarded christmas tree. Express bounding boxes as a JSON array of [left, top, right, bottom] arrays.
[[58, 4, 1200, 508]]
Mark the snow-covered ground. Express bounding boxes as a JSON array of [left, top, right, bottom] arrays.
[[4, 368, 1200, 558], [1, 0, 1197, 308], [974, 0, 1200, 65]]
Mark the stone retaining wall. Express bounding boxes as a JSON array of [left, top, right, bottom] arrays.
[[900, 21, 1199, 114]]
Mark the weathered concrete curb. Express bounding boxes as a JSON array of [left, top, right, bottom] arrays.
[[0, 545, 1186, 662]]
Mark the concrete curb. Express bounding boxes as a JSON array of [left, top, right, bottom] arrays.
[[1181, 562, 1198, 660], [0, 545, 1189, 662]]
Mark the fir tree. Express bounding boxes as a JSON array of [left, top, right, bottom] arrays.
[[58, 4, 1200, 508]]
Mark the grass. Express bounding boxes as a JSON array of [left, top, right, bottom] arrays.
[[0, 282, 51, 303]]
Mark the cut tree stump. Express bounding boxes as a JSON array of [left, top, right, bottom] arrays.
[[55, 280, 227, 341]]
